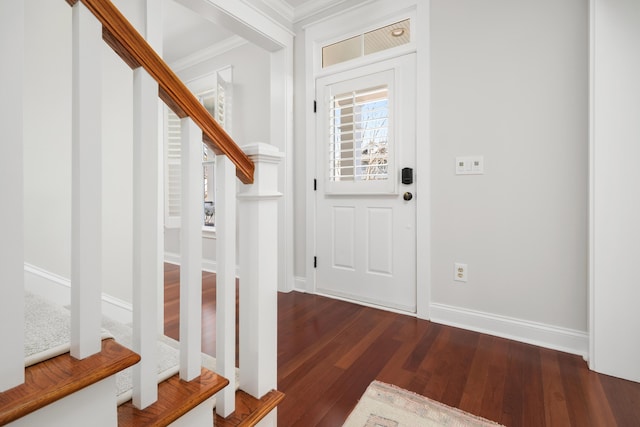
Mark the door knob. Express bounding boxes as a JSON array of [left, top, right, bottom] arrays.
[[403, 192, 413, 201]]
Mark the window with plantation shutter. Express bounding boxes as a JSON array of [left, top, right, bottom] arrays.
[[165, 110, 182, 228], [322, 68, 396, 195], [329, 84, 389, 182], [164, 67, 232, 229]]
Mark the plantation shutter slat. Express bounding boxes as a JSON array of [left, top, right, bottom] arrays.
[[165, 110, 182, 226]]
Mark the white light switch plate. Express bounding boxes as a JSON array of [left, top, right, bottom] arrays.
[[456, 156, 484, 175]]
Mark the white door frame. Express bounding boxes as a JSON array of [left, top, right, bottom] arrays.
[[304, 0, 431, 319]]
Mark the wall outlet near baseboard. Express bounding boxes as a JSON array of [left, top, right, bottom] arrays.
[[454, 262, 468, 282]]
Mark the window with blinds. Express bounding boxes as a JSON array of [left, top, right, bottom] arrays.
[[329, 84, 389, 182]]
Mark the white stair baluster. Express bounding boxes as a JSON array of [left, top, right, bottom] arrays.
[[180, 117, 203, 381], [143, 0, 166, 337], [0, 0, 25, 392], [71, 0, 103, 360], [215, 155, 237, 416], [132, 66, 160, 409]]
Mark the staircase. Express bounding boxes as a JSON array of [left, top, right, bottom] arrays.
[[0, 0, 282, 425]]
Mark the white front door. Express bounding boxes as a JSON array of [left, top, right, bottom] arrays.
[[315, 54, 416, 312]]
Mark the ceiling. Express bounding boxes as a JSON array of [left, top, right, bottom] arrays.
[[162, 0, 347, 63], [282, 0, 309, 7], [162, 0, 235, 63]]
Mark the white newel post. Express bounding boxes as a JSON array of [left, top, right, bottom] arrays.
[[0, 0, 25, 392], [215, 155, 237, 417], [239, 143, 283, 401], [180, 117, 203, 381], [71, 1, 103, 359], [132, 67, 159, 408]]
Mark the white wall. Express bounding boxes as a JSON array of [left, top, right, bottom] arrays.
[[177, 42, 271, 148], [591, 0, 640, 382], [164, 42, 271, 264], [101, 41, 134, 304], [24, 0, 145, 304], [24, 0, 72, 279], [430, 0, 588, 331]]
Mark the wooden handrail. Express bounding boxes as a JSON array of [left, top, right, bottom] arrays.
[[66, 0, 254, 184]]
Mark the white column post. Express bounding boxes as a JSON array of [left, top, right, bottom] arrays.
[[132, 67, 159, 408], [71, 1, 103, 359], [239, 143, 283, 399], [0, 0, 25, 392], [215, 155, 237, 416], [180, 118, 203, 381]]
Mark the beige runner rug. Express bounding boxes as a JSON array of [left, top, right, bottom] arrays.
[[343, 381, 504, 427]]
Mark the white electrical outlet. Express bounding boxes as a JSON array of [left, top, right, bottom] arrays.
[[454, 263, 468, 282]]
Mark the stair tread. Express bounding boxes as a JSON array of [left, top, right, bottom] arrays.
[[118, 367, 229, 426], [215, 389, 285, 427], [0, 338, 140, 425]]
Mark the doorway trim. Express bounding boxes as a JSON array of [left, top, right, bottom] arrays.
[[304, 0, 431, 319], [174, 0, 296, 293]]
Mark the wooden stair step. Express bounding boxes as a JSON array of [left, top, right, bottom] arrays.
[[215, 389, 285, 427], [118, 367, 229, 426], [0, 338, 140, 425]]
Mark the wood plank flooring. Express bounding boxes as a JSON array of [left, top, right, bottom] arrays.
[[163, 264, 640, 426]]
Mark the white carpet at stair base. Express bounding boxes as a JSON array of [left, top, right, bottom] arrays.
[[24, 291, 113, 367], [24, 290, 239, 406], [103, 317, 231, 405]]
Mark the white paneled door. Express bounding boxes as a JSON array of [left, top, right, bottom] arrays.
[[315, 54, 416, 312]]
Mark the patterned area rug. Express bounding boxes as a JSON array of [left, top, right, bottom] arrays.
[[343, 381, 504, 427]]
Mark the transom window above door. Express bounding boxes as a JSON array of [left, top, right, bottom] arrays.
[[322, 19, 411, 68]]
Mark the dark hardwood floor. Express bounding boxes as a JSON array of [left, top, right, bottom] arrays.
[[163, 264, 640, 426]]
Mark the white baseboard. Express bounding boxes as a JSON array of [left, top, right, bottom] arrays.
[[24, 263, 133, 325], [293, 276, 307, 292], [279, 278, 588, 357], [164, 252, 239, 276], [430, 302, 588, 358]]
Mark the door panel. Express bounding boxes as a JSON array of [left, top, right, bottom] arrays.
[[315, 54, 416, 312], [333, 206, 356, 269], [367, 207, 393, 275]]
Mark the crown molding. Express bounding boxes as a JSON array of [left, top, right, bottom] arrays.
[[169, 35, 248, 72], [241, 0, 353, 25], [262, 0, 295, 22], [293, 0, 350, 23]]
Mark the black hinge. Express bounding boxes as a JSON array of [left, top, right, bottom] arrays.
[[314, 179, 317, 191], [313, 100, 317, 113], [314, 256, 317, 268]]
